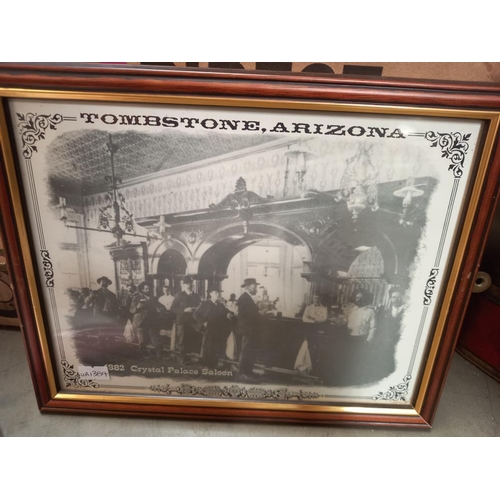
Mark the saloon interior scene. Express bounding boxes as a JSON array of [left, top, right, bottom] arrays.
[[49, 129, 434, 387]]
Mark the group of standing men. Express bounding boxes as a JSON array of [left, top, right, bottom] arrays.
[[73, 273, 265, 379], [166, 276, 263, 380], [73, 273, 406, 384], [127, 275, 263, 379], [296, 287, 406, 383], [73, 276, 119, 331]]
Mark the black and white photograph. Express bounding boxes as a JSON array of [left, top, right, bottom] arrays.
[[7, 97, 484, 405]]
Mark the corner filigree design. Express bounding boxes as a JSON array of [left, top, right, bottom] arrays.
[[372, 375, 412, 401], [424, 131, 470, 178], [16, 112, 64, 159], [423, 268, 439, 305], [40, 250, 54, 287], [149, 384, 320, 400], [61, 360, 100, 388]]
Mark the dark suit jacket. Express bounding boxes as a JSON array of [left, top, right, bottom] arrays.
[[130, 293, 156, 329], [171, 291, 201, 326], [237, 291, 261, 336], [193, 300, 232, 336], [92, 288, 118, 320]]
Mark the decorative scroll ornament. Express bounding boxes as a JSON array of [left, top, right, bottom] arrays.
[[61, 360, 100, 388], [423, 268, 439, 305], [213, 177, 268, 234], [16, 112, 64, 159], [40, 250, 54, 287], [424, 131, 470, 178], [180, 230, 205, 248], [295, 216, 336, 238], [214, 177, 268, 209], [149, 384, 320, 400], [372, 375, 412, 401]]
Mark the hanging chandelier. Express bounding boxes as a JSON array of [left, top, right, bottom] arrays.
[[284, 141, 316, 198], [393, 177, 424, 226], [337, 144, 379, 222], [56, 134, 160, 245]]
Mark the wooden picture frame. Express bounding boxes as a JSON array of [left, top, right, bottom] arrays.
[[0, 63, 499, 427], [0, 232, 19, 326]]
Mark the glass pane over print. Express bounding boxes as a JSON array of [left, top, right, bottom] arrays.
[[7, 98, 485, 405]]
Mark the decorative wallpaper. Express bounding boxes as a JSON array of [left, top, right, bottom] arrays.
[[83, 136, 436, 226]]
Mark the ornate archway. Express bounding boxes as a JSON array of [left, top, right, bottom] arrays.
[[149, 239, 189, 295], [141, 175, 433, 303], [195, 222, 313, 300]]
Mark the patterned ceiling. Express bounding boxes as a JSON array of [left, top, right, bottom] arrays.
[[46, 129, 279, 196]]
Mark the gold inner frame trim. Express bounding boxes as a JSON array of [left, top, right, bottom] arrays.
[[53, 391, 419, 415], [1, 88, 498, 417]]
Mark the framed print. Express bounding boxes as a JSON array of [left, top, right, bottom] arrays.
[[1, 63, 500, 427]]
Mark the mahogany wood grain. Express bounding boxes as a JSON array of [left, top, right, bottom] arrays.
[[1, 63, 500, 109], [1, 62, 500, 92], [41, 399, 429, 428]]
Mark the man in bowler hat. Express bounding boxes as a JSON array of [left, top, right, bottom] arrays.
[[237, 278, 262, 379], [171, 276, 201, 364]]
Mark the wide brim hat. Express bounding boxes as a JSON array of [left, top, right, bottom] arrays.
[[97, 276, 112, 285], [181, 276, 193, 284], [241, 278, 260, 287], [207, 288, 222, 294]]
